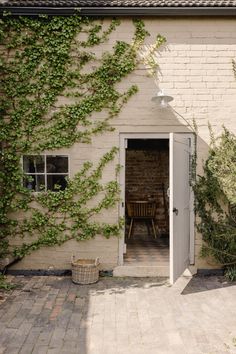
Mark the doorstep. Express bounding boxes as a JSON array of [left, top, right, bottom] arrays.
[[113, 264, 169, 277]]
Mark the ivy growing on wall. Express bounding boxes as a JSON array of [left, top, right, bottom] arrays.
[[194, 127, 236, 280], [0, 15, 165, 260]]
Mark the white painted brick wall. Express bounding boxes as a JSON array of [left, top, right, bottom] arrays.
[[11, 17, 236, 271]]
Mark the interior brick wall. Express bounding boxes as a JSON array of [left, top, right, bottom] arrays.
[[125, 149, 169, 234]]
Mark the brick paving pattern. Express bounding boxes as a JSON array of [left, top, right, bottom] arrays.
[[0, 275, 236, 354]]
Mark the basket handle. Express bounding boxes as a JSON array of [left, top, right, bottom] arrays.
[[71, 254, 75, 264], [95, 257, 99, 266]]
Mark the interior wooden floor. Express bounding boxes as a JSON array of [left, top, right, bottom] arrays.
[[124, 234, 169, 266]]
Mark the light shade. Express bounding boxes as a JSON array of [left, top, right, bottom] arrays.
[[151, 90, 173, 108]]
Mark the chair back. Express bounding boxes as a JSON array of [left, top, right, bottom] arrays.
[[127, 201, 156, 218]]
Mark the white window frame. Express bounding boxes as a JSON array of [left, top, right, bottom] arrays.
[[22, 154, 70, 192]]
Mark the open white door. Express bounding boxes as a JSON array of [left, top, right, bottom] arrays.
[[170, 133, 190, 284]]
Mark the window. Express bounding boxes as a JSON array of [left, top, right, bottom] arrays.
[[23, 155, 69, 192]]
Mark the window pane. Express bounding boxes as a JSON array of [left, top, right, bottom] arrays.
[[23, 155, 44, 173], [47, 175, 68, 191], [46, 156, 68, 173], [23, 175, 45, 192]]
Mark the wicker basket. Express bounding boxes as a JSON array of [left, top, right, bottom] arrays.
[[71, 256, 99, 285]]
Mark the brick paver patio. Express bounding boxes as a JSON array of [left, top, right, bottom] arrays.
[[0, 275, 236, 354]]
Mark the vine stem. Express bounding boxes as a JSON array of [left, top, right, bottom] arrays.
[[170, 107, 196, 133]]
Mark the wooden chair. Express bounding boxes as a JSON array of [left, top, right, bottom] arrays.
[[126, 201, 158, 239]]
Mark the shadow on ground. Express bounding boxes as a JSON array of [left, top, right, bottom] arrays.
[[181, 274, 236, 295]]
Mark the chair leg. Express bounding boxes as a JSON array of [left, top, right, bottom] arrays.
[[151, 219, 157, 239], [128, 218, 134, 238], [146, 220, 150, 235]]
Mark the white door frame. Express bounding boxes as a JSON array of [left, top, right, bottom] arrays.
[[119, 132, 195, 269]]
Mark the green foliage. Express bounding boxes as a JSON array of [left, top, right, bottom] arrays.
[[225, 265, 236, 282], [0, 273, 15, 291], [194, 128, 236, 277], [0, 15, 165, 259]]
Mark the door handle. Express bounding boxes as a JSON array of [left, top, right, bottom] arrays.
[[173, 207, 178, 215]]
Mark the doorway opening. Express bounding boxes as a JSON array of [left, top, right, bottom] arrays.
[[125, 138, 169, 268]]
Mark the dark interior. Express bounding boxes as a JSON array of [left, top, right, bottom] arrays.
[[124, 138, 169, 263]]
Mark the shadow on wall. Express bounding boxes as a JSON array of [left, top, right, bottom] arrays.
[[146, 87, 214, 271]]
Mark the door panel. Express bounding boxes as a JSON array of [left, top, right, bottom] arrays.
[[170, 133, 190, 284]]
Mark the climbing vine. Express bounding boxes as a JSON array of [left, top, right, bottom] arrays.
[[194, 127, 236, 280], [0, 15, 165, 260]]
